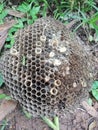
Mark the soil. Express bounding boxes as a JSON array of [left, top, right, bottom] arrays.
[[0, 101, 98, 130]]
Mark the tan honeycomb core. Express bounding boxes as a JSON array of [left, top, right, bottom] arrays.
[[0, 17, 93, 117]]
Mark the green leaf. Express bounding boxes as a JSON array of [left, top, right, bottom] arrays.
[[0, 73, 4, 87], [40, 5, 47, 17], [17, 2, 32, 13], [88, 13, 98, 24], [91, 81, 98, 100], [8, 27, 17, 34], [92, 89, 98, 100], [0, 10, 8, 24], [30, 6, 40, 17], [0, 3, 4, 13], [5, 32, 15, 49], [92, 81, 98, 89], [0, 94, 11, 100], [4, 44, 12, 49], [27, 18, 34, 24], [0, 19, 3, 24], [13, 19, 24, 28]]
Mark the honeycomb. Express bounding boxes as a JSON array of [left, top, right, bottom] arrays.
[[0, 17, 93, 117]]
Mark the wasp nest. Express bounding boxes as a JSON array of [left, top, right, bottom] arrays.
[[0, 17, 93, 117]]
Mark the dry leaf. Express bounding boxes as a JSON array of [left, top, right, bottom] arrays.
[[0, 20, 16, 51], [7, 9, 26, 18], [0, 20, 16, 31], [0, 100, 17, 121], [82, 101, 98, 118], [88, 120, 96, 130]]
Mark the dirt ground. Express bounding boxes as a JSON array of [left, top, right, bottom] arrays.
[[0, 101, 98, 130]]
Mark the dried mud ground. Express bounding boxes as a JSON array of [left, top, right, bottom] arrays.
[[0, 25, 98, 130]]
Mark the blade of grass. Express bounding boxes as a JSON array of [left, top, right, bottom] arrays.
[[0, 94, 11, 100], [0, 73, 4, 86], [41, 116, 57, 130], [54, 116, 59, 130], [0, 120, 7, 130], [23, 109, 32, 119]]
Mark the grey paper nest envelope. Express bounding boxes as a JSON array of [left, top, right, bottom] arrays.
[[0, 17, 93, 117]]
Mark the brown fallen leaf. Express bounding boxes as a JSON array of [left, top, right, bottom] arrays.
[[0, 100, 17, 121], [0, 20, 16, 31], [0, 31, 8, 51], [7, 9, 26, 18], [0, 20, 17, 51], [82, 101, 98, 118], [88, 120, 96, 130]]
